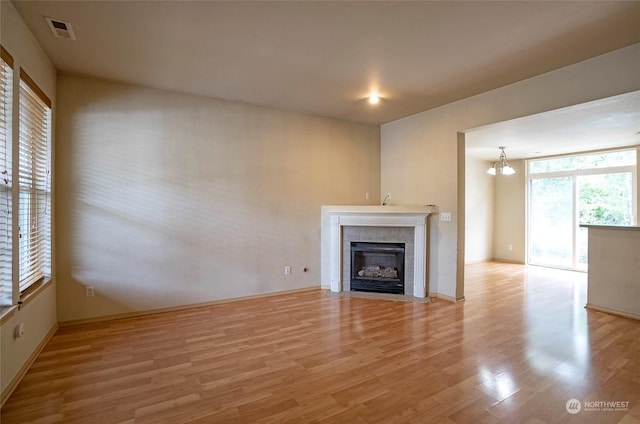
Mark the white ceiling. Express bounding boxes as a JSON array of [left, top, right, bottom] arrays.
[[10, 0, 640, 127], [466, 90, 640, 161]]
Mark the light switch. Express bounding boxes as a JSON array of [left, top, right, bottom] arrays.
[[441, 212, 452, 222]]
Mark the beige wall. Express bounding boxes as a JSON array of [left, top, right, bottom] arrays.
[[1, 283, 57, 399], [55, 74, 380, 323], [381, 43, 640, 299], [0, 0, 57, 400], [493, 160, 526, 263], [464, 156, 527, 265], [586, 226, 640, 319], [464, 156, 494, 263]]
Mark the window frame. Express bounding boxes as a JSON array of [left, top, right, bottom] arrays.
[[0, 46, 13, 306], [18, 69, 51, 293]]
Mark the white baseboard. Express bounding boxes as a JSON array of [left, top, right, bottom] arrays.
[[586, 303, 640, 321]]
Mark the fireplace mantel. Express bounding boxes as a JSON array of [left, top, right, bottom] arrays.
[[320, 205, 433, 298]]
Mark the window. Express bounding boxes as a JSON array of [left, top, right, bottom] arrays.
[[0, 47, 12, 306], [18, 70, 51, 292], [527, 149, 637, 271]]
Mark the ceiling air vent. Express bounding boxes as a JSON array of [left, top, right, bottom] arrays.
[[45, 17, 76, 41]]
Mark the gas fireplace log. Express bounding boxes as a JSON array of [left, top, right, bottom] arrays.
[[357, 266, 398, 279]]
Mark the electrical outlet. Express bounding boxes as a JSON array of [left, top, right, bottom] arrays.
[[508, 244, 513, 251], [365, 192, 371, 200], [86, 286, 95, 297], [284, 266, 291, 275], [441, 212, 452, 222]]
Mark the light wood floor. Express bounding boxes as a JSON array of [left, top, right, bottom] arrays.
[[2, 262, 639, 423]]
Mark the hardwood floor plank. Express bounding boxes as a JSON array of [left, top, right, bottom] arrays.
[[2, 262, 639, 423]]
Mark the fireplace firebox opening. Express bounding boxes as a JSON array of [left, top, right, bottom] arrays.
[[350, 242, 405, 294]]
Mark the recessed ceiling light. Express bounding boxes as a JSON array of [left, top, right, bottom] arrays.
[[368, 93, 380, 105]]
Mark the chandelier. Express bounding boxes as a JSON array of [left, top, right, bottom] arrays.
[[487, 146, 515, 176]]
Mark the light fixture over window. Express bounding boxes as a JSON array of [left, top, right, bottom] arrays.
[[487, 146, 515, 176]]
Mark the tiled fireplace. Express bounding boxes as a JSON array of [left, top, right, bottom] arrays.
[[321, 206, 433, 298]]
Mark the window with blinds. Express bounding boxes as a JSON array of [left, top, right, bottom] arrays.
[[18, 70, 51, 293], [0, 47, 12, 306]]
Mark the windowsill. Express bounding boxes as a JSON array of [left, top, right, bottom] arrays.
[[0, 304, 18, 324], [0, 276, 55, 325], [580, 224, 640, 231]]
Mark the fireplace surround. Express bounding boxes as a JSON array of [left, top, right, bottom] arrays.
[[321, 205, 433, 298]]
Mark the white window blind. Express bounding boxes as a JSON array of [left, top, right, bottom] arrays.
[[0, 47, 12, 305], [18, 70, 51, 293]]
